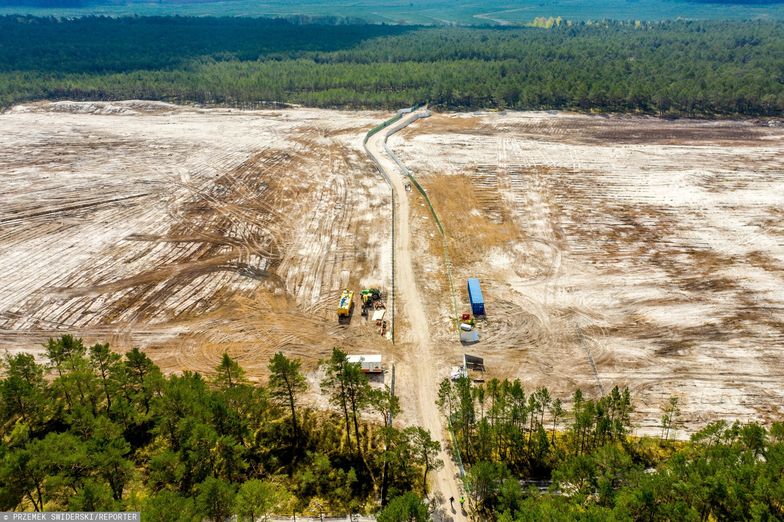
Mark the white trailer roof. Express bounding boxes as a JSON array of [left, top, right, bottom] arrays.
[[347, 354, 382, 363]]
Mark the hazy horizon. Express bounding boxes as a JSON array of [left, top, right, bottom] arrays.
[[2, 0, 784, 24]]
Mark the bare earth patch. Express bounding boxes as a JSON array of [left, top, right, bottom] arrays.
[[391, 111, 784, 436], [0, 101, 396, 389], [3, 104, 784, 437]]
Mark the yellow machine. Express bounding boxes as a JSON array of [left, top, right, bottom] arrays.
[[337, 289, 354, 318]]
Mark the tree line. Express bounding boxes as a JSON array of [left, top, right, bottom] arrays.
[[437, 376, 784, 521], [0, 16, 411, 74], [0, 17, 783, 116], [1, 337, 782, 519], [0, 336, 439, 518]]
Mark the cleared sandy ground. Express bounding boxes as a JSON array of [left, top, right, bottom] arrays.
[[0, 101, 394, 381], [3, 102, 784, 439], [389, 111, 784, 436]]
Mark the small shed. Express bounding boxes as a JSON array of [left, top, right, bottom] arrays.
[[467, 278, 485, 316], [347, 354, 383, 373]]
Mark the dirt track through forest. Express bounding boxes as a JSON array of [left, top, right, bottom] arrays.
[[366, 111, 466, 521]]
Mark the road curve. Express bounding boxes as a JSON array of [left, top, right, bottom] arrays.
[[366, 111, 466, 521]]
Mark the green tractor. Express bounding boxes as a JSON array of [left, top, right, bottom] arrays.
[[360, 288, 382, 316]]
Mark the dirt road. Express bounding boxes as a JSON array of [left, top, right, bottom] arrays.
[[366, 113, 466, 521]]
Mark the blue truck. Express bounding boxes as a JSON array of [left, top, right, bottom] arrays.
[[467, 278, 485, 316]]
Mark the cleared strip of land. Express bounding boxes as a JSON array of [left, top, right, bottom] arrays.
[[366, 109, 466, 520]]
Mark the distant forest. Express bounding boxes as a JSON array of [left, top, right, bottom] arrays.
[[1, 16, 783, 116]]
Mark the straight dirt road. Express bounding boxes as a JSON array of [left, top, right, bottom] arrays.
[[366, 111, 466, 521]]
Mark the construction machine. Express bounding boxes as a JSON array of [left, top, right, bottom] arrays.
[[337, 289, 354, 320], [360, 288, 382, 316]]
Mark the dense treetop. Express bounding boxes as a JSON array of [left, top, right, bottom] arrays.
[[0, 17, 783, 115], [0, 336, 782, 519], [0, 16, 413, 73], [0, 338, 434, 517], [437, 376, 784, 521]]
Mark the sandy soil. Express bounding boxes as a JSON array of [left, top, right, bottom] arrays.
[[3, 101, 783, 449], [0, 101, 395, 383], [389, 111, 784, 437]]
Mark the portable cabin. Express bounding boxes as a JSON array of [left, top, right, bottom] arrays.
[[467, 278, 485, 316], [347, 354, 383, 374]]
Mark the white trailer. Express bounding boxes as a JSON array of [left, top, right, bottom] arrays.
[[347, 354, 383, 374]]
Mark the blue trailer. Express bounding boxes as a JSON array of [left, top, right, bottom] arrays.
[[467, 278, 485, 316]]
